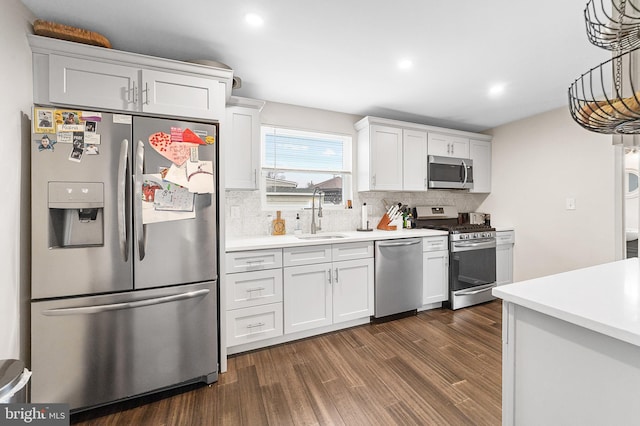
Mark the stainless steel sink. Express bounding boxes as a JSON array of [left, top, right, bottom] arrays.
[[295, 234, 347, 240]]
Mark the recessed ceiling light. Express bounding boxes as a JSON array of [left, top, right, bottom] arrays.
[[488, 83, 506, 97], [245, 13, 264, 27], [398, 59, 413, 70]]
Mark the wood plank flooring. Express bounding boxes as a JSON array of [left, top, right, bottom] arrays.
[[72, 300, 502, 425]]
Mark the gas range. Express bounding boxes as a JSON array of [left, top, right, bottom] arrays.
[[414, 206, 495, 241], [414, 205, 497, 310]]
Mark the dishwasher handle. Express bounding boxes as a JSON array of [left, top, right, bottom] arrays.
[[376, 239, 422, 247]]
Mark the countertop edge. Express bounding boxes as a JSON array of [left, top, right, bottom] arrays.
[[226, 229, 449, 252], [493, 258, 640, 348]]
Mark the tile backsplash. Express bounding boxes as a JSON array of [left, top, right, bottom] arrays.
[[225, 190, 488, 238]]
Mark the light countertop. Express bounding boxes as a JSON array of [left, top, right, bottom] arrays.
[[225, 228, 448, 252], [493, 258, 640, 347]]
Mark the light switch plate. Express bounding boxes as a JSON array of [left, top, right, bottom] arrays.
[[566, 198, 576, 210]]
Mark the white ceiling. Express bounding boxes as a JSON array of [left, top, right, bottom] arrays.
[[20, 0, 610, 132]]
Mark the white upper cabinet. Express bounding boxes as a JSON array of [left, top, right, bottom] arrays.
[[469, 139, 492, 193], [30, 35, 233, 121], [427, 133, 470, 158], [49, 55, 138, 111], [224, 97, 265, 190], [402, 129, 428, 191], [140, 69, 224, 120], [357, 123, 403, 191]]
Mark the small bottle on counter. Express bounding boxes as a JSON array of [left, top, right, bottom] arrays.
[[294, 213, 302, 235], [266, 214, 273, 235]]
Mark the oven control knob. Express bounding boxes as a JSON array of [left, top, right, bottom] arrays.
[[461, 234, 468, 240]]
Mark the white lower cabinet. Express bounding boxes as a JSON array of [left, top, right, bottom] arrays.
[[225, 249, 284, 348], [496, 230, 515, 286], [226, 303, 283, 347], [283, 242, 374, 334], [422, 236, 449, 305], [283, 263, 333, 333]]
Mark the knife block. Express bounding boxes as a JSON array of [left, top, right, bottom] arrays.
[[376, 213, 397, 230]]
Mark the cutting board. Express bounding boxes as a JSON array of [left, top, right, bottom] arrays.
[[33, 19, 112, 48], [272, 211, 286, 235]]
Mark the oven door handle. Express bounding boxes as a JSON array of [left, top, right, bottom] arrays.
[[452, 239, 496, 250], [457, 283, 496, 296]]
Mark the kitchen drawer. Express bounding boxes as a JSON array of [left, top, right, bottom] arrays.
[[496, 230, 515, 245], [332, 241, 373, 261], [226, 269, 283, 310], [226, 303, 283, 347], [226, 249, 283, 273], [283, 245, 332, 267], [423, 236, 448, 252]]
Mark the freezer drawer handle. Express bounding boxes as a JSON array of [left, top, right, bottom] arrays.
[[41, 289, 210, 316], [134, 140, 146, 260], [117, 139, 129, 261]]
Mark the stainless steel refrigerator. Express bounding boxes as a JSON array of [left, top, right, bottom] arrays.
[[30, 111, 218, 412]]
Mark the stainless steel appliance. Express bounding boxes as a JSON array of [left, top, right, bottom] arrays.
[[415, 206, 496, 310], [427, 155, 473, 190], [373, 238, 423, 319], [469, 212, 490, 225], [30, 111, 218, 412]]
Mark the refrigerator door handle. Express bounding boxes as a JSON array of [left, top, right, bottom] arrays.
[[134, 140, 146, 261], [117, 139, 129, 261], [41, 289, 210, 316]]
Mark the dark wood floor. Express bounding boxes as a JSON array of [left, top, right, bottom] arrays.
[[72, 300, 502, 425]]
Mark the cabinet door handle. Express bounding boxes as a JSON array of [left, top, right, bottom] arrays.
[[424, 177, 427, 189], [133, 81, 138, 105], [144, 82, 150, 105], [254, 169, 258, 187], [327, 269, 332, 284], [246, 322, 265, 329], [334, 268, 339, 283], [372, 175, 376, 188]]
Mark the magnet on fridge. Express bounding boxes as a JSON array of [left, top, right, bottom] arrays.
[[36, 134, 56, 152], [34, 107, 54, 133]]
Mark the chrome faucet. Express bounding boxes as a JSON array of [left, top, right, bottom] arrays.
[[311, 187, 323, 234]]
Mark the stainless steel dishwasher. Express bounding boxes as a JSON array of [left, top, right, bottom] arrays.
[[373, 238, 423, 320]]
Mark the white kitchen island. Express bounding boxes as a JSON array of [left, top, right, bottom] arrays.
[[493, 258, 640, 426]]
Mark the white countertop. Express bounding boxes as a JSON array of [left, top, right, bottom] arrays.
[[493, 258, 640, 347], [225, 228, 448, 252]]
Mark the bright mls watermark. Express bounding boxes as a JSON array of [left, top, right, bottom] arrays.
[[1, 404, 69, 425]]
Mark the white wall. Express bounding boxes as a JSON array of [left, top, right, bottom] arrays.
[[480, 107, 616, 281], [0, 0, 33, 360]]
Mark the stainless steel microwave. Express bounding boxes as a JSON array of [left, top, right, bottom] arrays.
[[427, 155, 474, 190]]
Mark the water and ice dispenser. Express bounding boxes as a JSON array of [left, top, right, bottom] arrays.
[[48, 182, 104, 248]]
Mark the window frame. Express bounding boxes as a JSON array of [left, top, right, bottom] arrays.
[[260, 125, 353, 211]]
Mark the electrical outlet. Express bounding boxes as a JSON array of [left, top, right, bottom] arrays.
[[566, 198, 576, 210]]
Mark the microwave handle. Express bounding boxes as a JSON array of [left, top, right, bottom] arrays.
[[462, 160, 468, 185]]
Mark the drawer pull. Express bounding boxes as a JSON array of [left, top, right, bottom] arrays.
[[246, 287, 266, 293], [246, 322, 265, 329], [246, 259, 265, 264]]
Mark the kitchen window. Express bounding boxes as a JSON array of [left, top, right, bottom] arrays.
[[261, 126, 352, 209]]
